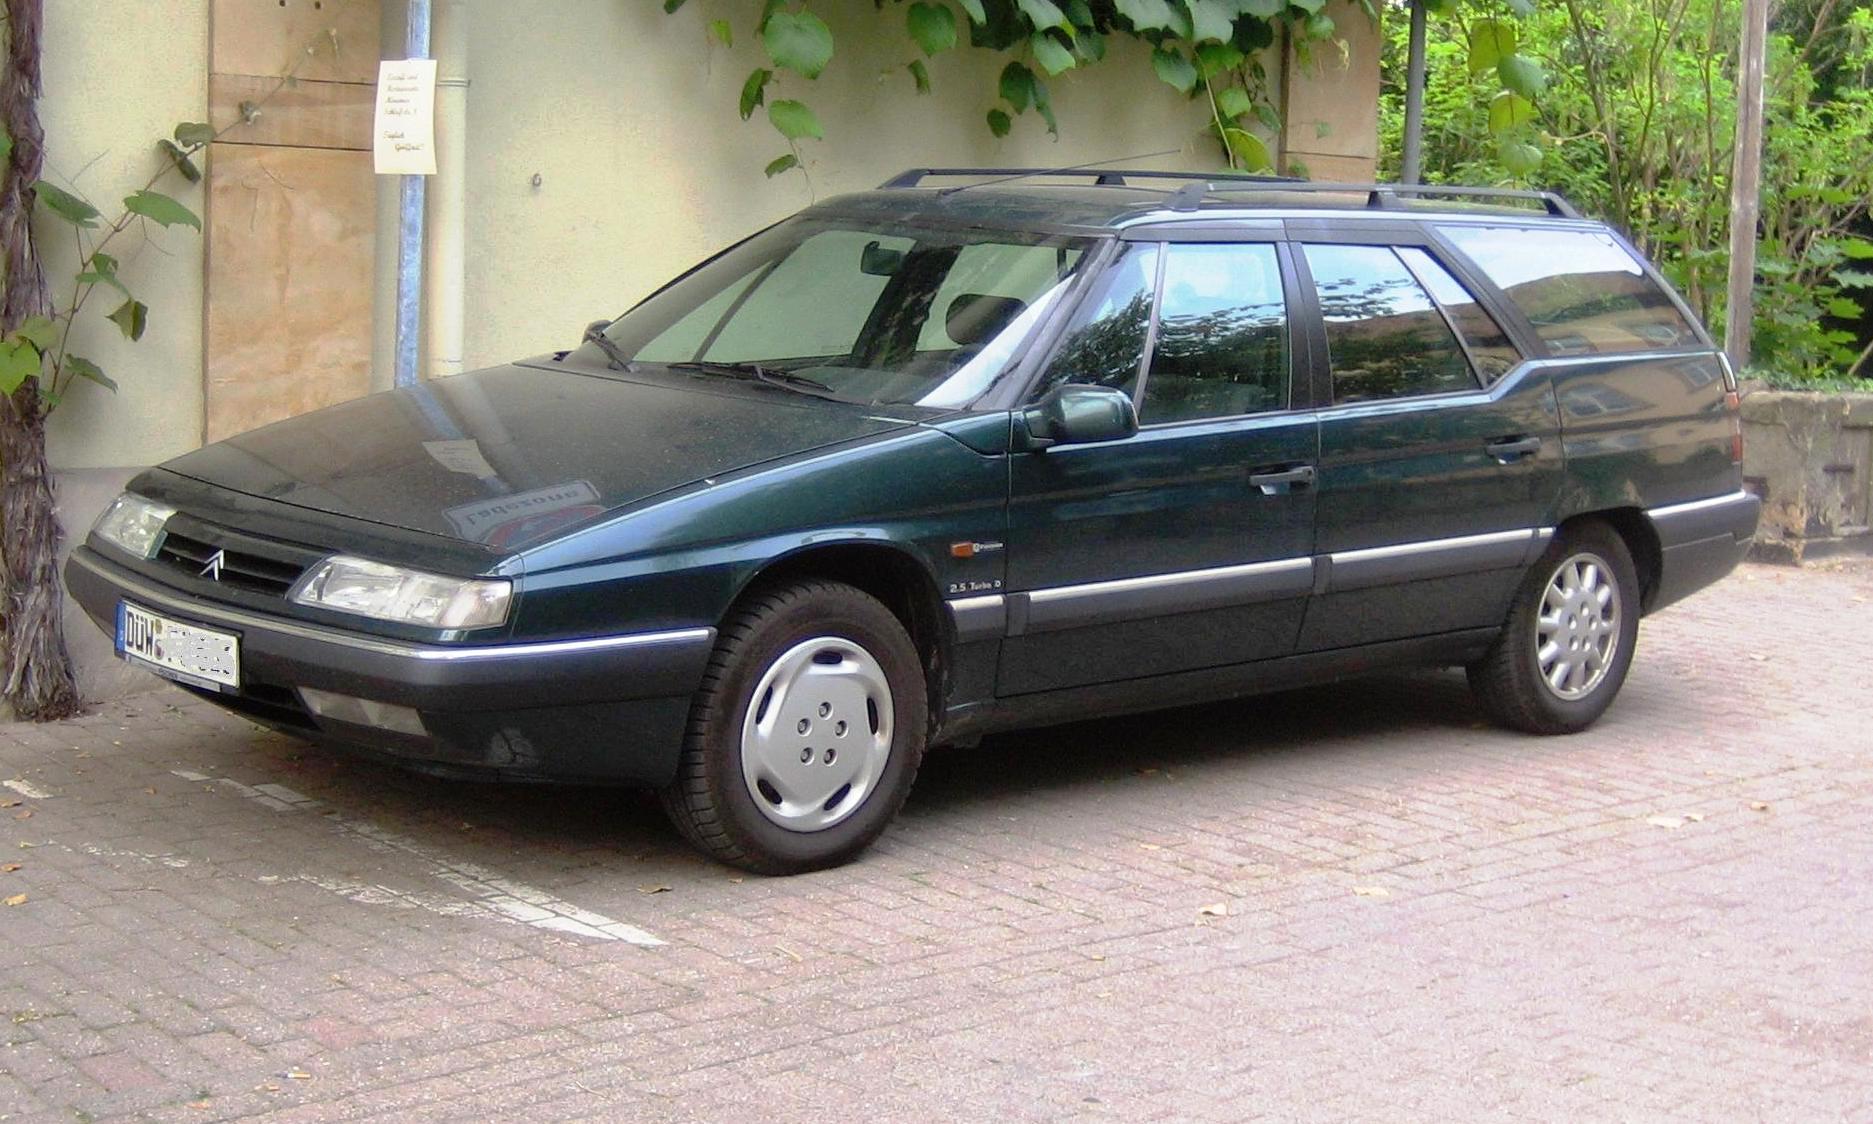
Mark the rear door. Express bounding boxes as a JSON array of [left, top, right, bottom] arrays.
[[1294, 230, 1564, 652], [999, 234, 1320, 695]]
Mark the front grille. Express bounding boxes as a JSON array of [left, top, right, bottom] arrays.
[[157, 530, 307, 597]]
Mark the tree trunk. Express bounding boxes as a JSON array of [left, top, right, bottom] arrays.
[[0, 0, 81, 721]]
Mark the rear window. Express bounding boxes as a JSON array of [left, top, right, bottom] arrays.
[[1438, 225, 1697, 356]]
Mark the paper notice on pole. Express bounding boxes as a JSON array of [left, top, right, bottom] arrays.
[[373, 58, 438, 175]]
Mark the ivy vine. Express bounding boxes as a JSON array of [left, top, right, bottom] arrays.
[[661, 0, 1549, 179]]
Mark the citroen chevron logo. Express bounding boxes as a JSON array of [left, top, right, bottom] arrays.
[[199, 549, 226, 581]]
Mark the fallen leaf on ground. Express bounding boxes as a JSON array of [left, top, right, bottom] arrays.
[[1352, 886, 1391, 898], [12, 810, 30, 820], [4, 894, 25, 907], [1750, 801, 1771, 812], [1, 863, 19, 873], [285, 1069, 311, 1081], [1138, 842, 1162, 851], [1197, 902, 1228, 917], [774, 944, 802, 962], [0, 798, 18, 808], [1085, 952, 1106, 961], [636, 884, 671, 895], [143, 787, 157, 795], [1646, 815, 1685, 829], [1685, 812, 1705, 822], [1747, 653, 1768, 662]]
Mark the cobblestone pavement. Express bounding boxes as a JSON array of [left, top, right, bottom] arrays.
[[2, 564, 1870, 1122]]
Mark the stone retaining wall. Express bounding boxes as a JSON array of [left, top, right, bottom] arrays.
[[1740, 390, 1873, 562]]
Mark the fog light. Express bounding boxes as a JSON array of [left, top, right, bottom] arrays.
[[299, 688, 428, 737]]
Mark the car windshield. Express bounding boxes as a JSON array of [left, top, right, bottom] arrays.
[[575, 216, 1095, 408]]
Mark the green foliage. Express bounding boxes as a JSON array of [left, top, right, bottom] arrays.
[[1380, 0, 1873, 388], [33, 182, 99, 228]]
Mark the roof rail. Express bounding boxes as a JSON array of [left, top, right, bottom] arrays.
[[877, 167, 1580, 219]]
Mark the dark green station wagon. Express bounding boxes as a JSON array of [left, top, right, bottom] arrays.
[[68, 170, 1760, 873]]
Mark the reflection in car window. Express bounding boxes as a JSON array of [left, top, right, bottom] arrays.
[[590, 218, 1093, 407], [1396, 247, 1521, 385], [1438, 225, 1697, 356], [1140, 244, 1287, 424], [1033, 243, 1159, 401], [1305, 244, 1477, 403]]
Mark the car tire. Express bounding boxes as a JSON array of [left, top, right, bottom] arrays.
[[658, 579, 927, 875], [1467, 521, 1642, 735]]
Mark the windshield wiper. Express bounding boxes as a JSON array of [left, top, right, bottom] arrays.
[[582, 325, 634, 371], [666, 361, 842, 400]]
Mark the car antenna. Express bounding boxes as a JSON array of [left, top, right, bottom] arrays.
[[935, 149, 1184, 197]]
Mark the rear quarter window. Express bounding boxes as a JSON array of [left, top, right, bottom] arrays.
[[1438, 225, 1698, 356]]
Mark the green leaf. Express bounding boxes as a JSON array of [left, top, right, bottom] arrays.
[[0, 341, 39, 395], [955, 0, 987, 23], [1497, 53, 1547, 98], [1151, 47, 1198, 95], [1000, 61, 1037, 113], [1015, 0, 1071, 33], [33, 181, 99, 228], [1825, 296, 1862, 319], [1468, 18, 1516, 74], [1185, 0, 1234, 43], [76, 251, 131, 299], [1031, 31, 1076, 75], [173, 121, 215, 147], [1837, 270, 1873, 290], [987, 108, 1012, 137], [123, 189, 201, 231], [1487, 91, 1535, 134], [107, 298, 149, 342], [1074, 29, 1106, 62], [157, 139, 202, 184], [767, 99, 824, 141], [1838, 239, 1873, 260], [1254, 102, 1281, 131], [762, 10, 834, 79], [663, 0, 686, 11], [1215, 85, 1253, 120], [708, 19, 733, 46], [64, 355, 117, 394], [1239, 0, 1283, 15], [1287, 0, 1326, 11], [907, 2, 957, 55], [740, 68, 772, 120], [1498, 138, 1543, 175], [1195, 41, 1244, 79], [1032, 77, 1059, 136], [764, 153, 800, 178], [907, 58, 932, 93], [1304, 10, 1334, 38], [13, 315, 56, 352], [1065, 0, 1094, 27], [1223, 127, 1272, 172], [1113, 0, 1177, 33]]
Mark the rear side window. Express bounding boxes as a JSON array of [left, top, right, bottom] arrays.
[[1303, 244, 1476, 403], [1439, 225, 1697, 356], [1395, 247, 1522, 385]]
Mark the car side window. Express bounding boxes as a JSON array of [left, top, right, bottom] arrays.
[[1034, 243, 1159, 401], [1396, 247, 1522, 385], [1138, 243, 1288, 424], [1437, 225, 1697, 355], [1304, 243, 1477, 404]]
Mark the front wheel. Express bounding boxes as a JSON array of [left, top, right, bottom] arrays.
[[1467, 521, 1641, 735], [659, 579, 927, 874]]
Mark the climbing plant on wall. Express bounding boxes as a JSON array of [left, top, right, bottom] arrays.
[[659, 0, 1549, 178]]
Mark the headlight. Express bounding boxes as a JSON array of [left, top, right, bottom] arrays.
[[291, 555, 511, 629], [92, 493, 177, 560]]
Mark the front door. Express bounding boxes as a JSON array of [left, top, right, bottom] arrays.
[[999, 239, 1320, 695], [1294, 239, 1564, 652]]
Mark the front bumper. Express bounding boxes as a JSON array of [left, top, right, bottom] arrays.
[[66, 546, 714, 785]]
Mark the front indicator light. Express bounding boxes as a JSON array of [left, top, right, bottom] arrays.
[[291, 555, 511, 629]]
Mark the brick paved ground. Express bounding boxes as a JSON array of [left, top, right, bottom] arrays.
[[1, 562, 1870, 1122]]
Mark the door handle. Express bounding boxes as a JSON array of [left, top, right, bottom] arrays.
[[1248, 465, 1316, 495], [1485, 436, 1542, 462]]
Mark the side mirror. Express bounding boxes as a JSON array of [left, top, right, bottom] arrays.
[[583, 318, 612, 340], [1021, 384, 1139, 449]]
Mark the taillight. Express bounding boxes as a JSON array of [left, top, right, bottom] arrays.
[[1724, 389, 1744, 464]]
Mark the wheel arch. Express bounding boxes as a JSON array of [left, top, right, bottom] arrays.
[[1557, 507, 1662, 613], [725, 542, 950, 732]]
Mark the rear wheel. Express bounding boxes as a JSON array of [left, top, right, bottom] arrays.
[[659, 580, 926, 874], [1467, 521, 1641, 735]]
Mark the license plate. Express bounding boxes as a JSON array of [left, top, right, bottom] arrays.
[[116, 602, 240, 692]]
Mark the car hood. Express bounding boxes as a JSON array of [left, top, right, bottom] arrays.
[[161, 362, 925, 550]]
